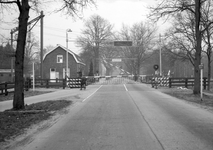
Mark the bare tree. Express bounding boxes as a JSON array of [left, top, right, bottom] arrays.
[[76, 15, 114, 75], [161, 0, 213, 90], [101, 45, 121, 75], [24, 32, 39, 78], [201, 0, 213, 90], [165, 11, 196, 65], [0, 0, 95, 110], [149, 0, 204, 94], [119, 22, 156, 77]]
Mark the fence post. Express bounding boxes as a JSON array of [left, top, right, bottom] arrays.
[[185, 78, 188, 88], [63, 79, 66, 89], [169, 78, 172, 88], [151, 77, 154, 88], [25, 79, 29, 91], [203, 77, 207, 90], [5, 82, 8, 96], [29, 78, 32, 88], [46, 79, 49, 88]]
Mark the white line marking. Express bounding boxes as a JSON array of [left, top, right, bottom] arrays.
[[83, 85, 103, 102], [123, 84, 128, 91]]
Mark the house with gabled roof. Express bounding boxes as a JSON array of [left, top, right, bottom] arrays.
[[43, 44, 85, 80]]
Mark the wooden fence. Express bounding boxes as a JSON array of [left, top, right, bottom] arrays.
[[0, 82, 15, 96], [168, 77, 209, 89], [0, 77, 97, 96], [142, 76, 212, 89]]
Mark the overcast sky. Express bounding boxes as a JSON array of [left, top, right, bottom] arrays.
[[1, 0, 167, 54]]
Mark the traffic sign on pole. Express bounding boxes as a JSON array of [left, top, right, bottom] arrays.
[[112, 58, 122, 62], [114, 41, 132, 46], [199, 63, 204, 101], [153, 64, 159, 70]]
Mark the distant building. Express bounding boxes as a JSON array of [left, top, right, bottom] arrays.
[[0, 51, 14, 83], [43, 45, 85, 80], [0, 69, 14, 83]]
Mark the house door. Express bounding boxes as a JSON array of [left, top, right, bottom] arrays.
[[50, 68, 56, 81]]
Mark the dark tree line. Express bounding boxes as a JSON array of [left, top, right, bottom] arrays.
[[0, 43, 14, 69]]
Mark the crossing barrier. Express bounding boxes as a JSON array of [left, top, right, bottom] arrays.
[[151, 76, 170, 88], [67, 78, 81, 88]]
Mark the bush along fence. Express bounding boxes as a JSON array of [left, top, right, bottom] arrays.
[[141, 76, 211, 89]]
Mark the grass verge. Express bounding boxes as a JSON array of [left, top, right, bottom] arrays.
[[0, 100, 72, 143], [160, 87, 213, 107]]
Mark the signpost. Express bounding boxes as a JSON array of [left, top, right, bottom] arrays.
[[199, 63, 204, 101], [112, 58, 122, 62], [153, 64, 159, 71], [153, 64, 159, 75], [152, 64, 159, 89]]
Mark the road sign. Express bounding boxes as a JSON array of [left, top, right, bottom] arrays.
[[114, 41, 132, 46], [153, 64, 159, 70], [112, 58, 122, 62], [199, 64, 204, 69]]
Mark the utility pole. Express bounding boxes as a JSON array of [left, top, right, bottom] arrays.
[[159, 34, 162, 76], [10, 11, 44, 79], [40, 11, 44, 79]]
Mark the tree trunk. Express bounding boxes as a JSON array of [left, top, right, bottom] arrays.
[[105, 67, 111, 76], [207, 30, 212, 91], [13, 0, 30, 110], [88, 61, 94, 76], [137, 55, 141, 76], [193, 0, 201, 94], [94, 46, 99, 75], [207, 55, 211, 91]]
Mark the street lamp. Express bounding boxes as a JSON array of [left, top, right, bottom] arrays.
[[159, 34, 162, 76], [66, 29, 72, 78]]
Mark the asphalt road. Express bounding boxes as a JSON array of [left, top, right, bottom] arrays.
[[9, 79, 213, 150]]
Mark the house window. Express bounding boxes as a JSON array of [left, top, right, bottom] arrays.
[[51, 68, 56, 72], [57, 55, 63, 63]]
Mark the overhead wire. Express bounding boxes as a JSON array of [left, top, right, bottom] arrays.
[[31, 25, 80, 41], [34, 24, 82, 34], [32, 25, 81, 40]]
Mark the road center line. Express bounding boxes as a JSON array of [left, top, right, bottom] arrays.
[[123, 84, 128, 91], [127, 92, 165, 150], [83, 85, 103, 102]]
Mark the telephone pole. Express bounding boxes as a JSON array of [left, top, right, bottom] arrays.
[[40, 11, 44, 79], [10, 11, 45, 79]]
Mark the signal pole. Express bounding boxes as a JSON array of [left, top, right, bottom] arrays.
[[159, 34, 162, 76]]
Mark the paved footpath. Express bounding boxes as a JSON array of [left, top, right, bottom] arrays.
[[0, 85, 102, 112]]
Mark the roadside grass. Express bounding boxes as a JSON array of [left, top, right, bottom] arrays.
[[0, 100, 72, 143], [159, 87, 213, 107]]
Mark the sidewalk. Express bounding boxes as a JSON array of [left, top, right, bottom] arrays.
[[0, 85, 101, 112]]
